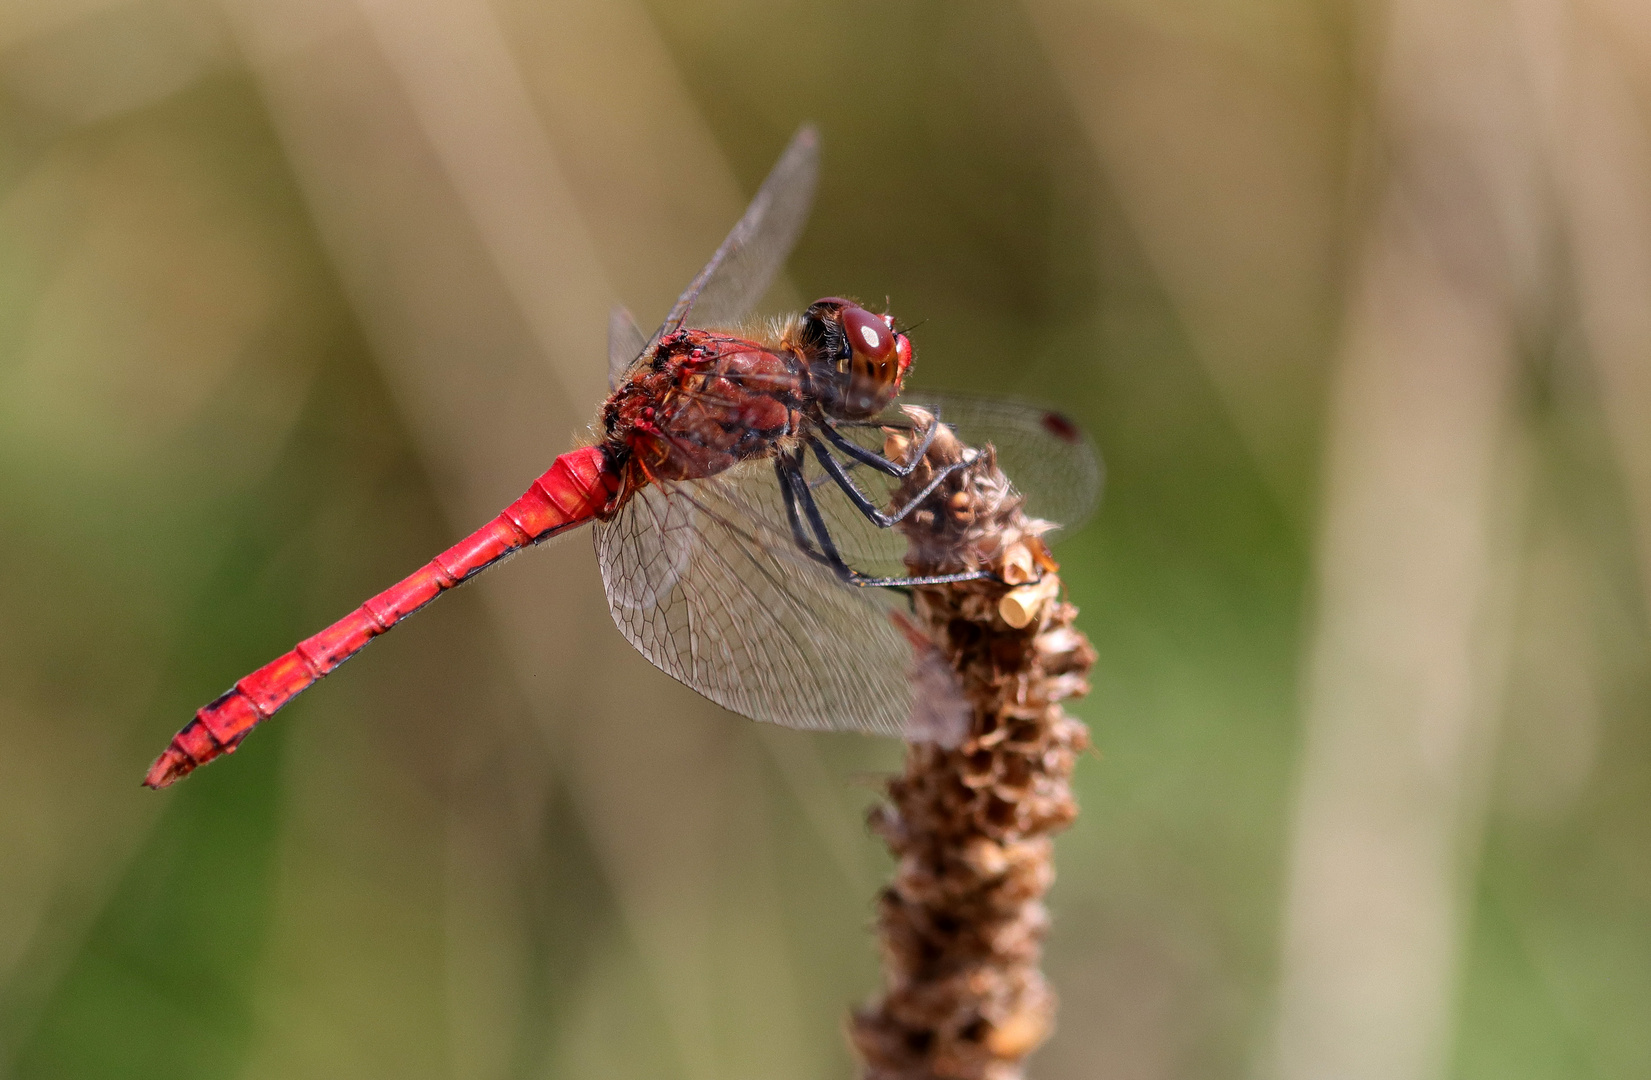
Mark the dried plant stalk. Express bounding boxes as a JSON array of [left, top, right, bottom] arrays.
[[850, 411, 1096, 1080]]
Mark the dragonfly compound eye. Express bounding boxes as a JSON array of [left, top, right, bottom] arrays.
[[842, 304, 895, 367], [842, 303, 899, 390], [801, 298, 903, 418]]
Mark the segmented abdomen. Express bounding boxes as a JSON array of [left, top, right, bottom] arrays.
[[144, 445, 616, 788]]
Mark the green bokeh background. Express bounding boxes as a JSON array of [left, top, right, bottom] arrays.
[[2, 1, 1648, 1078]]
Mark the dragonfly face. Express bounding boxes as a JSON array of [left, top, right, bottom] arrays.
[[792, 298, 913, 421]]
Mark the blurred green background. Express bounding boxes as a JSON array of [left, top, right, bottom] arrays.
[[3, 0, 1650, 1078]]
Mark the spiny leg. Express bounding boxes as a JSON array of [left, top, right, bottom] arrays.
[[775, 452, 838, 572], [816, 408, 944, 479], [807, 435, 970, 529], [785, 453, 988, 588]]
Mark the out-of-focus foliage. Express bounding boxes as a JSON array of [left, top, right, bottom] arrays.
[[0, 1, 1647, 1078]]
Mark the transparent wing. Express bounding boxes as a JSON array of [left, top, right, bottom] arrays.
[[629, 391, 1107, 599], [594, 460, 913, 737], [800, 392, 1103, 573], [643, 125, 820, 355], [608, 304, 647, 390], [901, 392, 1104, 534]]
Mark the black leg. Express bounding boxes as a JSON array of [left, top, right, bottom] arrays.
[[786, 455, 989, 589], [807, 436, 969, 529], [816, 409, 943, 479], [775, 453, 838, 572], [827, 418, 917, 429], [805, 430, 905, 491]]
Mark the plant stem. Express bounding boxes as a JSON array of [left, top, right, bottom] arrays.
[[851, 413, 1096, 1080]]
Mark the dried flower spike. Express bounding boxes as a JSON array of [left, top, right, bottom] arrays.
[[851, 410, 1096, 1080]]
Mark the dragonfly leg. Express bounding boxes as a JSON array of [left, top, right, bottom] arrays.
[[817, 408, 943, 479], [785, 452, 989, 589], [805, 412, 936, 492], [775, 452, 839, 572], [807, 436, 970, 529]]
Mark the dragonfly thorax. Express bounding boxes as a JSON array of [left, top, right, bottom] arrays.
[[600, 328, 807, 493]]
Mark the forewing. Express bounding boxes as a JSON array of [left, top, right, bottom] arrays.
[[645, 126, 820, 352], [900, 392, 1104, 534], [594, 461, 912, 737], [608, 305, 648, 390]]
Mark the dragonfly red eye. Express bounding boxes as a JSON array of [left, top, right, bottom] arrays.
[[842, 304, 895, 364]]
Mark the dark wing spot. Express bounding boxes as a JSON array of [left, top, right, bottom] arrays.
[[1040, 411, 1082, 444]]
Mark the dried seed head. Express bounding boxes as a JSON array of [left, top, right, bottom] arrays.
[[853, 414, 1095, 1080]]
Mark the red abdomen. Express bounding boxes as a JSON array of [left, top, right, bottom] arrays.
[[144, 445, 617, 788]]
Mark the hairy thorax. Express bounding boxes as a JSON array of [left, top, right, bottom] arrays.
[[601, 328, 809, 492]]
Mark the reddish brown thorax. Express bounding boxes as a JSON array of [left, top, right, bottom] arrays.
[[598, 299, 914, 509], [600, 328, 806, 497]]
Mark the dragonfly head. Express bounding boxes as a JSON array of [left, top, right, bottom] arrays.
[[798, 298, 912, 420]]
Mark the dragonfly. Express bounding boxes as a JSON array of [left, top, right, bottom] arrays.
[[144, 126, 1101, 789]]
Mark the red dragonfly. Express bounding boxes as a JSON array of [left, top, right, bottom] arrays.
[[145, 127, 1100, 789]]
